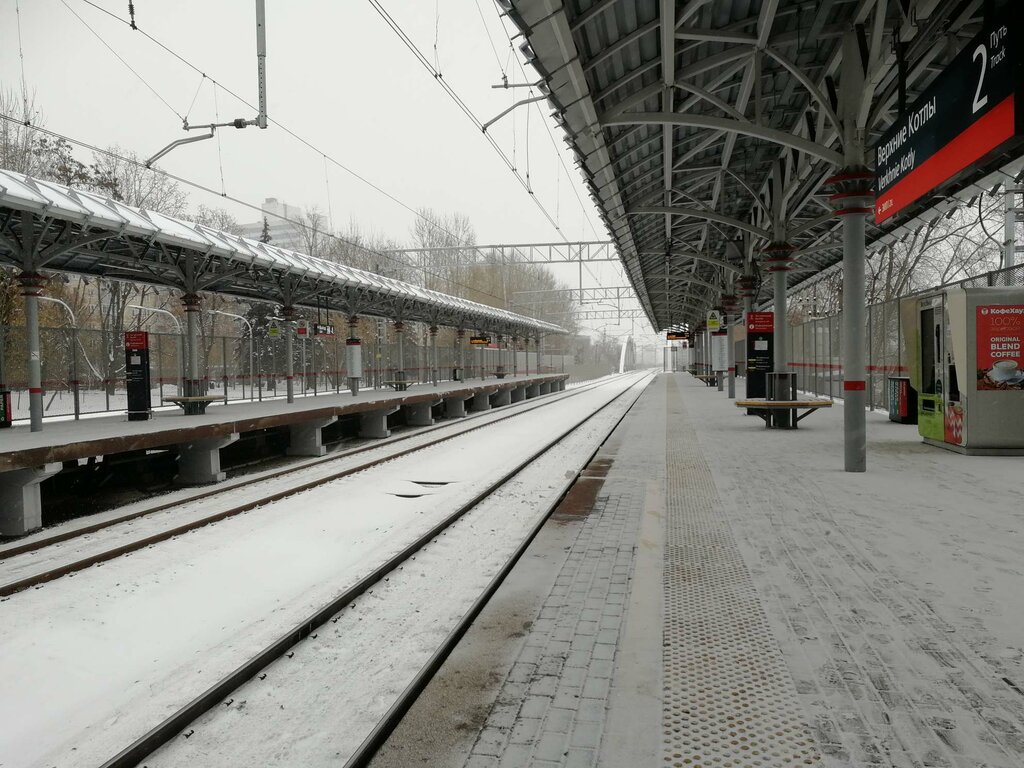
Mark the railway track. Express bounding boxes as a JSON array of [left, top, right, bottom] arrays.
[[0, 376, 628, 598], [98, 371, 652, 768]]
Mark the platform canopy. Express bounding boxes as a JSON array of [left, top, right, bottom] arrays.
[[0, 169, 564, 337], [506, 0, 1023, 330]]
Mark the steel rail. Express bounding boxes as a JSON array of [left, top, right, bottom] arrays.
[[0, 377, 622, 597], [98, 372, 653, 768]]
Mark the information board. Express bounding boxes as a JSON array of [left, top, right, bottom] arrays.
[[745, 312, 774, 398], [711, 331, 729, 372], [124, 331, 151, 421], [875, 16, 1022, 224]]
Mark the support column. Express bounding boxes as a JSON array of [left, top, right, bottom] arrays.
[[491, 387, 512, 407], [444, 394, 471, 418], [178, 433, 239, 484], [471, 389, 492, 412], [830, 29, 874, 472], [761, 248, 795, 373], [429, 326, 439, 387], [0, 463, 61, 535], [511, 336, 519, 377], [288, 416, 338, 457], [182, 293, 203, 398], [19, 273, 47, 432], [405, 400, 440, 427], [722, 293, 738, 398], [536, 333, 543, 375], [359, 405, 399, 438], [282, 305, 297, 403]]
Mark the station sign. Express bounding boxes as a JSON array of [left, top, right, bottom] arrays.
[[124, 330, 150, 351], [296, 320, 308, 337], [313, 323, 336, 337], [875, 16, 1023, 224], [666, 331, 686, 341], [746, 311, 774, 333], [706, 309, 722, 332], [469, 335, 491, 345], [710, 331, 729, 372]]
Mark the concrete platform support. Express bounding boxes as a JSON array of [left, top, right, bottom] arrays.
[[359, 406, 399, 439], [0, 463, 61, 535], [287, 416, 338, 457], [443, 395, 470, 419], [491, 388, 512, 407], [510, 385, 526, 403], [526, 383, 541, 399], [177, 433, 239, 485], [539, 382, 551, 395], [404, 400, 439, 427], [471, 390, 493, 412]]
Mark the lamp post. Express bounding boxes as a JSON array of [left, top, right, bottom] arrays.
[[207, 309, 255, 401], [37, 296, 80, 420], [126, 304, 184, 396]]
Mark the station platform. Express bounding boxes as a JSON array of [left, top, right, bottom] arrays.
[[0, 373, 567, 535], [373, 372, 1024, 768]]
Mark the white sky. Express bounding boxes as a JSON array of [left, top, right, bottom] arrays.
[[0, 0, 657, 342]]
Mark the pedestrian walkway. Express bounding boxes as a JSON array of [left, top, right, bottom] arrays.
[[373, 372, 1024, 768]]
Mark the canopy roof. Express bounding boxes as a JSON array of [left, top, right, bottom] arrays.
[[0, 168, 564, 336], [507, 0, 1021, 329]]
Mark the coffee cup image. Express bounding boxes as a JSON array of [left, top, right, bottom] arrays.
[[990, 360, 1019, 380]]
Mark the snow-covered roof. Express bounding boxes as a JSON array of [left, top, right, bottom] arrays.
[[0, 168, 564, 336]]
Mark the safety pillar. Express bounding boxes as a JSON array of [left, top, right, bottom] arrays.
[[829, 30, 874, 472], [429, 325, 439, 387], [455, 328, 465, 382], [19, 273, 46, 432], [394, 320, 406, 386], [346, 315, 362, 397], [282, 305, 297, 403]]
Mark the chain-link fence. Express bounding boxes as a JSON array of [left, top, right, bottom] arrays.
[[0, 322, 574, 421]]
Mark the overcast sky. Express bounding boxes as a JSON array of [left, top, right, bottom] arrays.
[[1, 0, 656, 341]]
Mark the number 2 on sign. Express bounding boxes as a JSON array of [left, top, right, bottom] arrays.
[[972, 43, 988, 113]]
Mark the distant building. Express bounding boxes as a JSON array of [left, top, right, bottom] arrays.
[[238, 198, 308, 251]]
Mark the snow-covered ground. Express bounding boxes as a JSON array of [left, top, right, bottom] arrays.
[[0, 372, 649, 768]]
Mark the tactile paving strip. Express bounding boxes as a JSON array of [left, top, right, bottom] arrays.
[[662, 377, 821, 768]]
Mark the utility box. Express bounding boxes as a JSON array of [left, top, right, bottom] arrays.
[[124, 331, 152, 422], [0, 390, 11, 428], [902, 287, 1024, 454]]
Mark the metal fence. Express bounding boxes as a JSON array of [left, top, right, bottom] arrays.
[[0, 324, 571, 421], [783, 264, 1024, 408]]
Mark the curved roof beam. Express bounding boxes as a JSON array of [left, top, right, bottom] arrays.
[[629, 206, 770, 240], [762, 47, 843, 138], [638, 249, 743, 274], [603, 113, 843, 166]]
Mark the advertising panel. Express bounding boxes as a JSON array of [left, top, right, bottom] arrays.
[[976, 304, 1024, 390], [875, 16, 1022, 224]]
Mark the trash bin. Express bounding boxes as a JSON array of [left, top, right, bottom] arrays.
[[888, 376, 918, 424], [766, 372, 796, 429], [0, 390, 11, 428]]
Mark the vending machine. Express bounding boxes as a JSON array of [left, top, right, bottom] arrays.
[[901, 286, 1024, 454]]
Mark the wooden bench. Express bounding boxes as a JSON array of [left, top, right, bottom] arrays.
[[488, 371, 508, 379], [382, 379, 410, 392], [165, 395, 222, 415], [735, 398, 832, 429], [693, 373, 717, 387]]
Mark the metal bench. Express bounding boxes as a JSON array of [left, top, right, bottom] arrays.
[[164, 395, 222, 416], [735, 398, 833, 429], [693, 373, 717, 387], [381, 380, 410, 392]]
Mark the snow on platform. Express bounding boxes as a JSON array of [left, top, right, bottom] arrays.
[[0, 374, 566, 471], [375, 372, 1024, 767]]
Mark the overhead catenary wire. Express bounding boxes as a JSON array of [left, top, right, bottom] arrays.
[[15, 0, 30, 121], [59, 0, 184, 123], [71, 0, 495, 251], [60, 0, 587, 311]]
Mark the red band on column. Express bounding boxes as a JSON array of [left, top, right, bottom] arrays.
[[843, 380, 866, 391], [29, 387, 43, 394]]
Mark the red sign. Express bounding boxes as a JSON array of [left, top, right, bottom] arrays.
[[976, 304, 1024, 390], [746, 311, 774, 333], [124, 331, 149, 351]]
